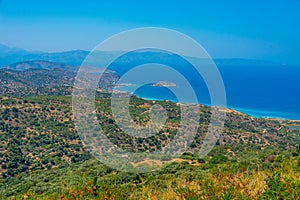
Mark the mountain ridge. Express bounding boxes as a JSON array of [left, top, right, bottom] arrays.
[[0, 43, 279, 68], [2, 60, 77, 71]]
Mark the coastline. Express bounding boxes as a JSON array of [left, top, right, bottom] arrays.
[[118, 93, 299, 121], [113, 85, 300, 121]]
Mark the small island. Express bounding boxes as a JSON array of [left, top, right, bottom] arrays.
[[152, 81, 176, 87]]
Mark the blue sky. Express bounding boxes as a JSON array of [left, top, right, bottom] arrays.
[[0, 0, 300, 63]]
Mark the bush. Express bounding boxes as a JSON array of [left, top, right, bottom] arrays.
[[210, 155, 228, 164], [264, 172, 291, 199]]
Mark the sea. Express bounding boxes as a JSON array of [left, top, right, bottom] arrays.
[[113, 64, 300, 120], [106, 52, 300, 120]]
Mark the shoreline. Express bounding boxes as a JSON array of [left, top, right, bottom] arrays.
[[122, 93, 299, 121], [111, 85, 300, 121]]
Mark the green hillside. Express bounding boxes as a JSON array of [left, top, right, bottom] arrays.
[[0, 94, 299, 199]]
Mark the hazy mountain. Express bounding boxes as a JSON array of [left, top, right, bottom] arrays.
[[0, 43, 277, 69], [0, 44, 28, 53], [3, 60, 77, 71], [0, 44, 89, 67]]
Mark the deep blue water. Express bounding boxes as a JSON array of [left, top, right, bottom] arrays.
[[216, 64, 300, 119], [115, 64, 300, 120], [106, 51, 300, 120]]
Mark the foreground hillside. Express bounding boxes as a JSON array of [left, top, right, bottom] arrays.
[[2, 153, 300, 199], [0, 95, 299, 199]]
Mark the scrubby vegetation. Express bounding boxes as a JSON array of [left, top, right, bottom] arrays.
[[1, 147, 299, 199], [0, 94, 299, 199]]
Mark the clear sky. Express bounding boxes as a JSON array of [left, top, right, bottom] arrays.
[[0, 0, 300, 63]]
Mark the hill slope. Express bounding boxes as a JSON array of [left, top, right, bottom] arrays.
[[0, 95, 299, 199], [3, 60, 76, 71], [0, 60, 119, 96], [0, 95, 299, 179]]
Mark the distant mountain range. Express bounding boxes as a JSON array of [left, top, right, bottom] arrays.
[[0, 44, 89, 67], [0, 43, 277, 70], [2, 60, 77, 71]]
